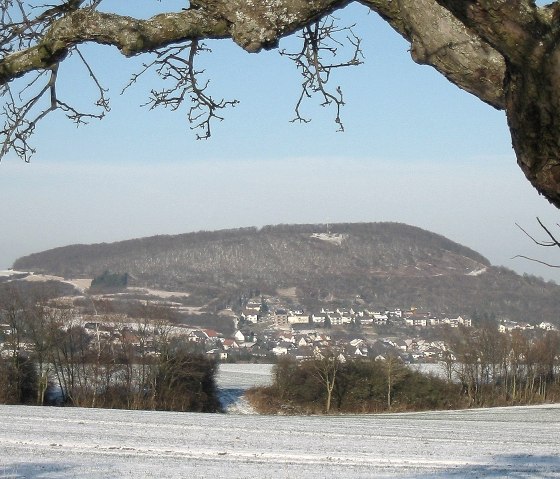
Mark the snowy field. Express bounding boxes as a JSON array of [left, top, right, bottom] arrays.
[[216, 363, 273, 414], [1, 364, 559, 478]]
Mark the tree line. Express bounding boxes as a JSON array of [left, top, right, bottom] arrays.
[[0, 288, 220, 412], [248, 327, 560, 414], [444, 325, 560, 407]]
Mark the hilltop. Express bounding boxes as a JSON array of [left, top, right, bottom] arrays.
[[12, 222, 560, 323]]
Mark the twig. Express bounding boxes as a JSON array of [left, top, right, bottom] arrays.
[[280, 15, 363, 131]]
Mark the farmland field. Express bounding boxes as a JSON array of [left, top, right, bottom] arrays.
[[1, 364, 559, 478]]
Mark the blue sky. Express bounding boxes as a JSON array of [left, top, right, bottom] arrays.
[[2, 2, 560, 282]]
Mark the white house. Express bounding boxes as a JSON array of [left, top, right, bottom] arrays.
[[233, 330, 246, 342], [287, 313, 310, 324], [311, 313, 327, 324], [272, 346, 288, 356], [242, 310, 259, 323]]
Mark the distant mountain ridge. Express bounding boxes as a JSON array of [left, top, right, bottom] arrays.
[[12, 222, 560, 323]]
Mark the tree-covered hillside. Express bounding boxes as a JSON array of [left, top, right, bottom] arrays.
[[12, 222, 560, 323]]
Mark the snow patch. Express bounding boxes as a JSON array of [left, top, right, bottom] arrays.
[[467, 267, 487, 276], [126, 287, 190, 299], [6, 272, 90, 293], [0, 269, 28, 277], [310, 233, 347, 246]]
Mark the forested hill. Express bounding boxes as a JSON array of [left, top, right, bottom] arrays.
[[12, 222, 560, 322], [13, 223, 489, 283]]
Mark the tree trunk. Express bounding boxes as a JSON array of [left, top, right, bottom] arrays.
[[326, 384, 333, 414], [507, 60, 560, 209], [387, 380, 392, 411]]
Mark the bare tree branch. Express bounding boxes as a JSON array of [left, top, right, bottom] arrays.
[[511, 255, 560, 269], [124, 41, 238, 141], [516, 218, 560, 249], [0, 0, 348, 159], [281, 16, 363, 131], [513, 217, 560, 269], [1, 43, 109, 160], [5, 0, 560, 213]]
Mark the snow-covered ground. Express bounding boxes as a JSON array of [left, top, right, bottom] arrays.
[[217, 363, 273, 390], [216, 363, 273, 414], [1, 364, 559, 478]]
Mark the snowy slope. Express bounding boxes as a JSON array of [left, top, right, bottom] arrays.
[[216, 363, 273, 415], [1, 364, 559, 478]]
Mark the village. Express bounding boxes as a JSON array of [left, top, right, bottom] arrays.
[[3, 291, 555, 368], [0, 265, 558, 367]]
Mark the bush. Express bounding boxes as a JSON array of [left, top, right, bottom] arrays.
[[90, 270, 129, 291], [0, 355, 38, 405], [248, 357, 464, 414], [153, 352, 221, 412]]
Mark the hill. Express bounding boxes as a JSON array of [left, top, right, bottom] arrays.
[[12, 222, 560, 323]]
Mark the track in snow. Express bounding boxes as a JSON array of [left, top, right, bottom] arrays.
[[216, 363, 273, 414]]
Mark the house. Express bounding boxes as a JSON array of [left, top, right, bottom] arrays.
[[233, 330, 245, 342], [499, 321, 519, 333], [445, 315, 472, 327], [316, 333, 331, 342], [287, 312, 310, 324], [291, 324, 316, 335], [242, 309, 259, 323], [373, 313, 389, 323], [248, 344, 270, 358], [328, 312, 352, 325], [203, 329, 221, 340], [188, 330, 209, 343], [311, 313, 327, 324], [206, 349, 228, 360], [289, 346, 315, 361], [274, 309, 288, 325], [221, 338, 240, 350], [246, 300, 262, 310], [360, 315, 374, 325], [352, 345, 368, 356], [404, 309, 430, 319], [272, 346, 289, 356], [498, 320, 533, 333], [393, 339, 408, 351], [278, 332, 295, 343], [405, 317, 428, 327]]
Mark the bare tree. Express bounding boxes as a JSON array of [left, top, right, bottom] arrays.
[[0, 288, 29, 403], [312, 348, 343, 413], [25, 300, 59, 405], [49, 311, 93, 406], [4, 2, 560, 207], [381, 353, 407, 411]]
